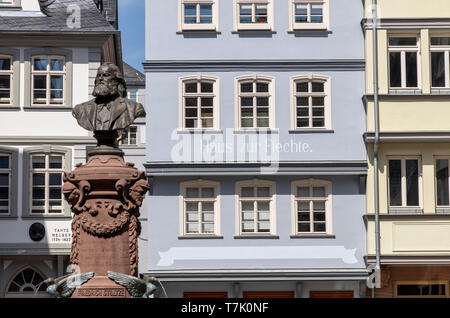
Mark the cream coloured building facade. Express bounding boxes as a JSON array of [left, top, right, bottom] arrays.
[[364, 0, 450, 297]]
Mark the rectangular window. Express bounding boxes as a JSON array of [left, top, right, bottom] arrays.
[[128, 89, 137, 102], [293, 180, 331, 235], [431, 37, 450, 88], [388, 157, 421, 209], [436, 158, 450, 207], [293, 77, 329, 129], [0, 154, 10, 214], [237, 180, 275, 235], [0, 56, 12, 105], [184, 3, 213, 24], [396, 282, 448, 298], [181, 181, 219, 236], [239, 3, 267, 23], [182, 78, 217, 130], [235, 0, 272, 31], [32, 55, 65, 106], [291, 1, 329, 31], [238, 78, 273, 129], [30, 154, 64, 215], [120, 126, 138, 146], [388, 37, 419, 89], [180, 1, 216, 31]]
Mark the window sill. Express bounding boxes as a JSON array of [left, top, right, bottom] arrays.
[[0, 106, 20, 111], [234, 129, 279, 134], [177, 129, 223, 134], [0, 6, 22, 10], [431, 89, 450, 95], [24, 106, 73, 111], [388, 89, 422, 95], [178, 235, 223, 240], [388, 208, 423, 215], [289, 129, 334, 134], [0, 215, 18, 219], [177, 30, 221, 35], [290, 234, 335, 239], [288, 29, 331, 34], [436, 208, 450, 214], [22, 214, 72, 220], [232, 30, 276, 34], [234, 235, 279, 239]]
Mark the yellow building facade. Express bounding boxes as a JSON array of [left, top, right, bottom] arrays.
[[364, 0, 450, 297]]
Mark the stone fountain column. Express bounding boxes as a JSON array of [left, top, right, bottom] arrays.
[[63, 132, 149, 298]]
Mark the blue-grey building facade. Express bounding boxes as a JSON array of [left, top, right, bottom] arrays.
[[143, 0, 368, 298]]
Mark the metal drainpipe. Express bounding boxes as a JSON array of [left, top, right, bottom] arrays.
[[371, 0, 381, 299]]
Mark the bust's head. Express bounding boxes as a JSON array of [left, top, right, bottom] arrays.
[[93, 62, 127, 99]]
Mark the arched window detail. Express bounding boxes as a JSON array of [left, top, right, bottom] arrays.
[[179, 179, 221, 236], [235, 179, 277, 236], [235, 75, 275, 130], [291, 179, 333, 235], [7, 267, 47, 295], [291, 75, 331, 130], [179, 75, 220, 130]]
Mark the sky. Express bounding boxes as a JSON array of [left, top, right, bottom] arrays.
[[118, 0, 146, 73]]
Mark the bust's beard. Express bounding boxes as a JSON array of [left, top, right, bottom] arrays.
[[93, 82, 120, 99]]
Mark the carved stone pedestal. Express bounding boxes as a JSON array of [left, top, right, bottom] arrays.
[[63, 153, 149, 298]]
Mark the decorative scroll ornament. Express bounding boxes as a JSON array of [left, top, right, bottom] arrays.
[[65, 168, 149, 275]]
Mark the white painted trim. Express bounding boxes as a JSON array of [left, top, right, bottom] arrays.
[[290, 74, 331, 131], [434, 156, 450, 209], [235, 75, 275, 130], [179, 0, 218, 32], [179, 75, 220, 131], [289, 0, 330, 31], [179, 179, 221, 237], [235, 178, 277, 236], [388, 34, 422, 90], [291, 178, 333, 236], [233, 0, 273, 31], [387, 156, 423, 209]]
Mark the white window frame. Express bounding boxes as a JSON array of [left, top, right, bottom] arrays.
[[0, 55, 13, 106], [179, 179, 221, 237], [235, 75, 275, 131], [31, 55, 66, 106], [0, 0, 20, 7], [387, 156, 423, 210], [5, 266, 50, 299], [388, 35, 421, 90], [127, 89, 138, 102], [235, 179, 276, 236], [289, 0, 330, 31], [435, 156, 450, 208], [234, 0, 273, 31], [30, 153, 65, 215], [0, 153, 11, 215], [291, 74, 331, 130], [291, 179, 332, 236], [119, 126, 138, 146], [179, 0, 218, 31], [179, 75, 220, 131], [430, 36, 450, 89]]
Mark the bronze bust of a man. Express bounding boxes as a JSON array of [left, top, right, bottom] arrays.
[[73, 62, 145, 132]]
